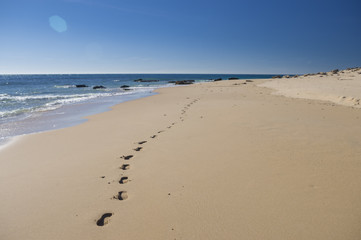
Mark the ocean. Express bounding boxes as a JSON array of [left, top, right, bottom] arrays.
[[0, 73, 274, 146]]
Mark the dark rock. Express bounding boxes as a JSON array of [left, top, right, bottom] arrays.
[[228, 77, 239, 80], [272, 75, 282, 79], [76, 84, 88, 88], [123, 88, 131, 91], [175, 80, 195, 85], [213, 78, 222, 81], [120, 85, 130, 88], [168, 81, 177, 83], [93, 85, 106, 89], [134, 79, 159, 82], [331, 69, 339, 74]]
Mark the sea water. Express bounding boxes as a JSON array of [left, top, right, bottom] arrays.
[[0, 74, 274, 146]]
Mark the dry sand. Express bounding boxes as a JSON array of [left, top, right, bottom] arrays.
[[260, 67, 361, 108], [1, 73, 361, 240]]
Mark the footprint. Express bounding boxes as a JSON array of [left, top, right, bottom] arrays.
[[134, 147, 142, 151], [138, 141, 147, 145], [158, 130, 164, 133], [119, 176, 129, 184], [114, 191, 128, 200], [150, 135, 157, 138], [120, 164, 130, 170], [96, 213, 113, 226], [121, 155, 134, 160]]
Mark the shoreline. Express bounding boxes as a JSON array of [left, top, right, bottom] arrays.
[[0, 88, 159, 148], [1, 76, 361, 239], [0, 73, 273, 148]]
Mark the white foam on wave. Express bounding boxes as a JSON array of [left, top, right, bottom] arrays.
[[0, 86, 159, 119], [54, 85, 76, 88], [0, 108, 34, 118], [0, 83, 167, 148]]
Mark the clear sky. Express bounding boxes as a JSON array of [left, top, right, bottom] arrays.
[[0, 0, 360, 74]]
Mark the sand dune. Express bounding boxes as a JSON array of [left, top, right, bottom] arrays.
[[260, 67, 361, 108]]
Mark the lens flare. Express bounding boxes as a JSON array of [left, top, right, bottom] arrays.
[[49, 15, 67, 33]]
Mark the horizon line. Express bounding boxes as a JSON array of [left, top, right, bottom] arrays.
[[0, 72, 292, 75]]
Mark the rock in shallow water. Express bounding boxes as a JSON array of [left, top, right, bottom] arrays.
[[175, 80, 195, 85], [76, 84, 88, 88], [93, 85, 106, 89]]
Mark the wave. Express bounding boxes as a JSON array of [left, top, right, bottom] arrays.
[[0, 86, 158, 120], [0, 94, 10, 99], [0, 92, 120, 102], [54, 85, 76, 88], [0, 107, 37, 118]]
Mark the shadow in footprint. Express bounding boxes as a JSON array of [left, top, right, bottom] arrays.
[[150, 135, 157, 138], [119, 176, 129, 184], [120, 164, 130, 170], [134, 147, 142, 151], [121, 155, 133, 160], [138, 141, 147, 145], [114, 191, 128, 200], [96, 213, 113, 226]]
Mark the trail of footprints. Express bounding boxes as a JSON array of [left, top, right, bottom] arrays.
[[96, 97, 200, 226]]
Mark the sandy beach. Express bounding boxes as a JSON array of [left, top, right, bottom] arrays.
[[1, 70, 361, 240]]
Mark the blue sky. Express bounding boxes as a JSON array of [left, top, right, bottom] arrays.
[[0, 0, 360, 74]]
